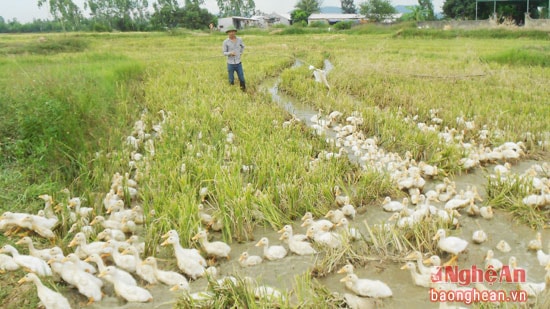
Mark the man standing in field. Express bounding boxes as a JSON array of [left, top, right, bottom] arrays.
[[222, 25, 246, 91]]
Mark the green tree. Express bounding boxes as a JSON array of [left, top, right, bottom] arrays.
[[401, 0, 435, 21], [216, 0, 256, 17], [295, 0, 322, 15], [85, 0, 150, 31], [181, 2, 216, 29], [443, 0, 545, 22], [418, 0, 435, 20], [442, 0, 476, 19], [359, 0, 396, 22], [151, 0, 180, 29], [341, 0, 356, 13], [291, 9, 309, 25], [37, 0, 83, 31]]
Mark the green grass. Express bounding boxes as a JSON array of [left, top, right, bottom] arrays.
[[0, 36, 89, 55], [0, 48, 145, 212], [482, 47, 550, 67]]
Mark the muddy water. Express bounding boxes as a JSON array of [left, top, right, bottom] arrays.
[[86, 65, 550, 309], [263, 73, 550, 308]]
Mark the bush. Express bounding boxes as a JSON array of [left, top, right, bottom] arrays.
[[309, 21, 328, 28], [333, 21, 353, 30]]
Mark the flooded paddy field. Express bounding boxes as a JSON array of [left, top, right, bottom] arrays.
[[1, 29, 549, 309]]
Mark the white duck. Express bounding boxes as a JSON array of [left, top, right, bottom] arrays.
[[277, 225, 307, 242], [528, 232, 543, 251], [381, 196, 408, 212], [21, 215, 56, 239], [63, 253, 97, 274], [18, 273, 71, 309], [537, 247, 550, 266], [279, 231, 317, 256], [68, 197, 94, 219], [340, 203, 356, 219], [306, 225, 342, 249], [334, 186, 351, 206], [142, 256, 189, 287], [126, 235, 145, 254], [47, 255, 102, 304], [401, 261, 432, 288], [121, 246, 157, 285], [84, 253, 137, 286], [336, 218, 362, 240], [90, 215, 124, 231], [15, 237, 52, 261], [0, 253, 19, 273], [103, 240, 136, 273], [160, 235, 205, 280], [339, 274, 393, 298], [192, 230, 231, 261], [161, 230, 206, 266], [0, 245, 51, 276], [405, 251, 432, 276], [432, 229, 468, 266], [337, 264, 355, 289], [518, 263, 550, 297], [99, 266, 153, 302], [496, 240, 512, 253], [68, 232, 111, 259], [238, 251, 263, 267], [255, 237, 287, 261], [97, 228, 126, 242], [301, 212, 334, 231], [325, 209, 345, 224], [479, 206, 494, 219], [484, 250, 503, 271], [197, 203, 213, 226], [472, 230, 488, 244]]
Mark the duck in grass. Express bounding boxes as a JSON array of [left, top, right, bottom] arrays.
[[18, 273, 71, 309], [432, 229, 468, 266], [0, 245, 51, 277]]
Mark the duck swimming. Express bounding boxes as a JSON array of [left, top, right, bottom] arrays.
[[192, 230, 231, 262], [255, 237, 287, 261], [340, 273, 393, 298]]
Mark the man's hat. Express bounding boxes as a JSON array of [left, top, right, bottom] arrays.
[[225, 25, 237, 33]]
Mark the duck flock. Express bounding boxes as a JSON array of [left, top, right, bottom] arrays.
[[1, 96, 550, 309]]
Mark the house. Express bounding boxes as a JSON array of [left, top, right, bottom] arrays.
[[264, 12, 292, 27], [218, 16, 262, 32], [307, 13, 366, 25]]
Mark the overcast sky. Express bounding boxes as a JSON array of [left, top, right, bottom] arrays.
[[0, 0, 444, 23]]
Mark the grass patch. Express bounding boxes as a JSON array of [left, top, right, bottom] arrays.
[[0, 37, 89, 55], [394, 27, 550, 40], [482, 47, 550, 67], [0, 51, 145, 211], [485, 174, 547, 229]]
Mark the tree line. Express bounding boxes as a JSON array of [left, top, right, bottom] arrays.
[[0, 0, 547, 33]]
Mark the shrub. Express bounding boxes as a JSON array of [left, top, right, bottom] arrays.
[[333, 21, 353, 30]]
